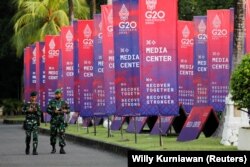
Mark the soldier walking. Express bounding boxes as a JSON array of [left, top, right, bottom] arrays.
[[47, 89, 70, 154], [22, 91, 41, 155]]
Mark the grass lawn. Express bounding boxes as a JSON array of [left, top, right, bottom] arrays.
[[40, 123, 237, 151]]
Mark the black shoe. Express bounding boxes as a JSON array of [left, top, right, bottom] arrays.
[[25, 145, 30, 155], [32, 149, 38, 155], [60, 147, 66, 154], [51, 146, 56, 154]]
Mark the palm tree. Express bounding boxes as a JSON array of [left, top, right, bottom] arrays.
[[12, 0, 89, 56]]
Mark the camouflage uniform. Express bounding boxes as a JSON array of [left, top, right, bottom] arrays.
[[22, 101, 41, 155], [47, 98, 70, 153]]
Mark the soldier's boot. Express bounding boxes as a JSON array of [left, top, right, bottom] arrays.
[[60, 147, 66, 154], [51, 145, 56, 154], [32, 144, 38, 155], [25, 144, 30, 155]]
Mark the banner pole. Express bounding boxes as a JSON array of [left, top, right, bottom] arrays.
[[108, 116, 111, 137], [45, 113, 47, 127], [120, 116, 124, 140], [76, 114, 79, 132], [94, 116, 97, 136], [134, 116, 137, 144], [159, 116, 163, 147]]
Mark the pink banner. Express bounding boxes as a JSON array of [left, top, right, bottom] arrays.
[[139, 0, 179, 116], [78, 20, 94, 117], [207, 10, 231, 112], [102, 5, 116, 115], [177, 21, 194, 113], [61, 26, 74, 110], [24, 47, 31, 102], [45, 35, 61, 107], [36, 42, 46, 111], [246, 0, 250, 53]]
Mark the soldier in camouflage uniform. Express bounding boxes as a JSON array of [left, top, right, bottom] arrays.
[[47, 89, 70, 154], [22, 91, 41, 155]]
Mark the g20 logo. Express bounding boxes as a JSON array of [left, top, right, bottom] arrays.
[[145, 10, 165, 19], [119, 21, 137, 29], [212, 29, 228, 36], [181, 39, 194, 45], [83, 39, 93, 45], [48, 50, 59, 56], [197, 34, 207, 40], [65, 42, 73, 49]]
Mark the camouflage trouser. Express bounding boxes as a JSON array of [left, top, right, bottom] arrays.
[[50, 121, 66, 147], [25, 119, 38, 149]]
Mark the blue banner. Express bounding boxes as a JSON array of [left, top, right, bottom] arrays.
[[73, 20, 81, 112], [193, 16, 209, 106], [93, 14, 106, 117], [139, 0, 179, 116], [113, 0, 140, 116], [102, 5, 116, 115]]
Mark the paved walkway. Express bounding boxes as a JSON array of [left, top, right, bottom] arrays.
[[0, 123, 126, 167]]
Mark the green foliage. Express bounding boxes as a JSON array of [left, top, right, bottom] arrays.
[[11, 0, 90, 56], [1, 99, 23, 116], [230, 55, 250, 109], [178, 0, 234, 20]]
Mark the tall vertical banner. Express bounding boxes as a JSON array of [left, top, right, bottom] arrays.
[[61, 26, 75, 110], [36, 42, 46, 112], [73, 20, 80, 112], [178, 21, 194, 113], [246, 0, 250, 53], [93, 14, 106, 117], [139, 0, 179, 116], [193, 16, 209, 106], [113, 0, 140, 116], [229, 8, 234, 69], [102, 5, 116, 115], [78, 20, 94, 117], [207, 10, 230, 112], [23, 47, 31, 102], [30, 44, 37, 92], [45, 35, 60, 114]]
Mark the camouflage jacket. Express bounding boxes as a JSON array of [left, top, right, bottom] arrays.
[[47, 98, 70, 122], [22, 102, 41, 120]]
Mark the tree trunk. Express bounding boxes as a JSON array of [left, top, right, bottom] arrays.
[[68, 0, 74, 23], [93, 0, 96, 15], [232, 0, 245, 71]]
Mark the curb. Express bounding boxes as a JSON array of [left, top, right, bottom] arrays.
[[3, 119, 24, 125], [39, 128, 138, 157]]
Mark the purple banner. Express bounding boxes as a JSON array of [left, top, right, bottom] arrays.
[[113, 0, 140, 116], [207, 10, 231, 112], [36, 42, 46, 112], [102, 5, 116, 115], [73, 20, 81, 112], [177, 21, 194, 113], [61, 26, 75, 110], [193, 16, 209, 106], [93, 14, 106, 117], [139, 0, 179, 116], [45, 35, 60, 110], [30, 44, 37, 92], [78, 20, 94, 117]]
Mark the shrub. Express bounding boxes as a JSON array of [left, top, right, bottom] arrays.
[[2, 99, 23, 116], [230, 55, 250, 110]]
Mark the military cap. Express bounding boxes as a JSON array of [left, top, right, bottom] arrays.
[[54, 89, 62, 94], [30, 91, 37, 97]]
